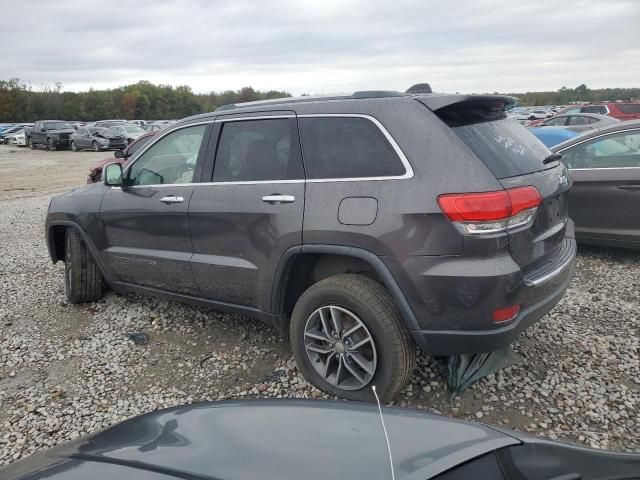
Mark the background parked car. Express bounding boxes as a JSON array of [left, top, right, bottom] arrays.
[[27, 120, 75, 150], [107, 124, 146, 144], [532, 113, 619, 132], [0, 124, 31, 144], [7, 129, 27, 147], [130, 120, 146, 126], [94, 119, 128, 128], [142, 124, 163, 132], [560, 102, 640, 121], [87, 130, 157, 183], [529, 126, 580, 148], [70, 127, 126, 152], [553, 120, 640, 249]]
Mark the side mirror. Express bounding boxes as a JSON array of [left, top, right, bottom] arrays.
[[103, 162, 123, 187], [40, 128, 45, 132], [114, 150, 124, 159]]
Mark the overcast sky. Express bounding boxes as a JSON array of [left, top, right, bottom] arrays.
[[2, 0, 639, 95]]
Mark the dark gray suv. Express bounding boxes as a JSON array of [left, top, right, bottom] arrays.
[[45, 91, 576, 401]]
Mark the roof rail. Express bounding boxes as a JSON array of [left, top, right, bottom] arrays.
[[215, 90, 406, 111]]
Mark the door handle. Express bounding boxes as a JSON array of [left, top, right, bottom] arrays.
[[262, 194, 295, 204], [160, 195, 184, 204]]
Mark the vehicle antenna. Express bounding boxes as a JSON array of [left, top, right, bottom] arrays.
[[372, 385, 395, 480]]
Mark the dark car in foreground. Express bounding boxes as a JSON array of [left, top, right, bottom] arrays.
[[87, 131, 157, 183], [45, 90, 575, 400], [70, 127, 126, 152], [2, 400, 638, 480], [553, 120, 640, 249]]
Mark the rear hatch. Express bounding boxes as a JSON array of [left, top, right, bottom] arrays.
[[418, 95, 571, 269]]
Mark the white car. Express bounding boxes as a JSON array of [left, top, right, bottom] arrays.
[[8, 130, 26, 147], [528, 109, 553, 120]]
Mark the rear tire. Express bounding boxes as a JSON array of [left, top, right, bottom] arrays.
[[64, 228, 103, 304], [290, 274, 416, 402]]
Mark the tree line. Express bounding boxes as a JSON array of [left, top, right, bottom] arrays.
[[1, 79, 638, 123], [0, 79, 291, 122], [505, 84, 640, 107]]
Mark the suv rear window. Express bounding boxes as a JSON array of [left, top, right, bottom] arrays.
[[451, 118, 549, 179], [298, 117, 405, 179], [617, 104, 640, 114]]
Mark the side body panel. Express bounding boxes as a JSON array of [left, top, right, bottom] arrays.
[[188, 113, 305, 310], [569, 167, 640, 247]]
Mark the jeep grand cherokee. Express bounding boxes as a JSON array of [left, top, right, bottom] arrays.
[[45, 90, 576, 401]]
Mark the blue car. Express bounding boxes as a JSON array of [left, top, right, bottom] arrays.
[[528, 126, 579, 148]]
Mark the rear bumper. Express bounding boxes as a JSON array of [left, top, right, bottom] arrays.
[[412, 257, 573, 355], [383, 236, 576, 356]]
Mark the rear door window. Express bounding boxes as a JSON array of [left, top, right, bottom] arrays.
[[561, 130, 640, 169], [298, 116, 406, 179], [212, 118, 303, 182], [451, 118, 550, 179]]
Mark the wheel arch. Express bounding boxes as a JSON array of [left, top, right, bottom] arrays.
[[271, 245, 421, 334], [46, 221, 110, 280]]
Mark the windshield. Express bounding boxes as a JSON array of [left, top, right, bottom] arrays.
[[45, 122, 72, 130], [89, 127, 105, 135], [451, 117, 550, 178]]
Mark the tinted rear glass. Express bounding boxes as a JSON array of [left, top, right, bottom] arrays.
[[451, 118, 550, 179], [298, 117, 405, 179], [617, 104, 640, 114]]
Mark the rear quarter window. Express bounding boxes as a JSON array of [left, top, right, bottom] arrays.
[[451, 118, 550, 179], [298, 116, 406, 179]]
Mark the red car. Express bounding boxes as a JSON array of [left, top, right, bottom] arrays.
[[528, 101, 640, 127], [87, 131, 157, 183], [559, 102, 640, 121]]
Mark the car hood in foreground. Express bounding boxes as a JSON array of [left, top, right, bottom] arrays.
[[2, 400, 517, 480]]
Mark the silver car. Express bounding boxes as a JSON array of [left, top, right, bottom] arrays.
[[537, 113, 619, 132]]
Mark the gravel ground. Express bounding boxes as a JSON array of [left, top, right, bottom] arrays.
[[0, 146, 638, 466]]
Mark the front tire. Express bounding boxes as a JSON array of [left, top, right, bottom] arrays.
[[47, 138, 56, 151], [71, 141, 78, 152], [92, 141, 99, 152], [29, 139, 35, 149], [290, 274, 415, 402], [64, 229, 103, 304]]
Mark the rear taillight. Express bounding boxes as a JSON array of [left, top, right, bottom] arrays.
[[492, 304, 520, 323], [437, 186, 541, 234]]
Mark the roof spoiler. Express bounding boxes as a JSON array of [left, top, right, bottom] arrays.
[[417, 95, 518, 127]]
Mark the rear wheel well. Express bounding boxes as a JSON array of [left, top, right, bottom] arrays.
[[50, 226, 68, 262], [280, 253, 381, 317]]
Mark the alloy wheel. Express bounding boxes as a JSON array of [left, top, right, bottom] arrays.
[[303, 305, 377, 390]]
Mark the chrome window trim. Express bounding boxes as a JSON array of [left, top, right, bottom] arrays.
[[122, 119, 215, 180], [119, 113, 414, 189], [297, 113, 414, 182], [557, 127, 640, 171], [215, 115, 296, 122]]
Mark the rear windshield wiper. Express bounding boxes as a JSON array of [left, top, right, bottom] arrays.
[[543, 152, 563, 165]]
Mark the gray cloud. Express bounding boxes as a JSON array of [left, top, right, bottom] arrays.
[[1, 0, 638, 95]]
